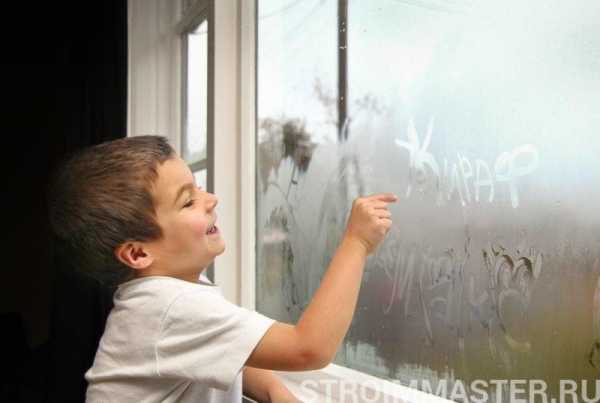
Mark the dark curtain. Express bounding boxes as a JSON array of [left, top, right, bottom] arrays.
[[1, 1, 127, 402]]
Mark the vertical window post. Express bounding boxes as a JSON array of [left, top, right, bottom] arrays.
[[338, 0, 348, 142]]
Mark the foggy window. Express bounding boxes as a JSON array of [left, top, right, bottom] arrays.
[[256, 0, 600, 400]]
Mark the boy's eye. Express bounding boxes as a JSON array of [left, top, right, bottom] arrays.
[[182, 186, 203, 208]]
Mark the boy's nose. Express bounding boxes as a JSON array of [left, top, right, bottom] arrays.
[[206, 193, 218, 210]]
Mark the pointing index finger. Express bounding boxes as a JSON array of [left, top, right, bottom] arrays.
[[368, 193, 399, 203]]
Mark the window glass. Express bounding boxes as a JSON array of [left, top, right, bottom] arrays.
[[183, 20, 208, 164], [256, 0, 600, 399], [193, 169, 207, 190], [256, 0, 336, 319]]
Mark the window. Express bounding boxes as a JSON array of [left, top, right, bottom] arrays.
[[179, 1, 216, 284], [182, 18, 209, 189], [256, 0, 600, 401]]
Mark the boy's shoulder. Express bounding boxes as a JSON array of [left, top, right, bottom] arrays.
[[106, 274, 260, 342], [113, 275, 221, 311]]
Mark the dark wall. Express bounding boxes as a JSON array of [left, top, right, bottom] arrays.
[[1, 1, 127, 402]]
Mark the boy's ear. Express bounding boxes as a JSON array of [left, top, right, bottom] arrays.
[[114, 242, 154, 271]]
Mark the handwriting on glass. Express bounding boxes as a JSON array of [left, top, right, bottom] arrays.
[[381, 239, 543, 368], [394, 118, 539, 208]]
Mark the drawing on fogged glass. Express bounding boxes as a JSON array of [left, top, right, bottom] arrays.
[[256, 0, 600, 400]]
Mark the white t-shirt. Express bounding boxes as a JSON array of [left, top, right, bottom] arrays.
[[85, 275, 275, 403]]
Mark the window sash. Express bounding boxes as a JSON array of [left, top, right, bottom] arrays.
[[180, 4, 210, 167], [179, 0, 214, 281]]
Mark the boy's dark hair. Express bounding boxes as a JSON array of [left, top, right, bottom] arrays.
[[47, 135, 176, 284]]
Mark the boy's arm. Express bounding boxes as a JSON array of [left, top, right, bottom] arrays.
[[243, 366, 300, 402], [246, 193, 396, 371]]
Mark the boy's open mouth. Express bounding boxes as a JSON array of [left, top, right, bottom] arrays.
[[206, 223, 218, 235]]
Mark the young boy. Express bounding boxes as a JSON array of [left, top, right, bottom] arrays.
[[47, 135, 397, 402]]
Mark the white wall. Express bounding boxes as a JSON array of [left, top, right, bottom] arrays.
[[128, 0, 182, 154]]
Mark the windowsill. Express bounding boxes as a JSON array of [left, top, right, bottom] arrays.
[[276, 364, 453, 403]]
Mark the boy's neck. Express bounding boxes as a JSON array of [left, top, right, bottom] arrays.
[[134, 269, 204, 284]]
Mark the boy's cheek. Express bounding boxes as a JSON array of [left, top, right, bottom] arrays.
[[190, 218, 210, 239]]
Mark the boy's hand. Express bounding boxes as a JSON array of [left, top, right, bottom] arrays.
[[343, 193, 397, 255]]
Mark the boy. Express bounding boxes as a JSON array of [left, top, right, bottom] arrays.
[[47, 135, 397, 402]]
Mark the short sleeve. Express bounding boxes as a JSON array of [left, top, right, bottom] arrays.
[[155, 290, 275, 390]]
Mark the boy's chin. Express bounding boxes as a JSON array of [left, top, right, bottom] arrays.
[[206, 244, 226, 261]]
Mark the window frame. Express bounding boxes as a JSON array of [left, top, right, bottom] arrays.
[[176, 0, 213, 181], [178, 1, 210, 176], [177, 0, 213, 278]]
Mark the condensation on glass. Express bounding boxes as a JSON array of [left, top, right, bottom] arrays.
[[256, 0, 600, 400]]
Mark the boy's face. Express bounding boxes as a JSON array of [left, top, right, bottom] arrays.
[[145, 156, 225, 280]]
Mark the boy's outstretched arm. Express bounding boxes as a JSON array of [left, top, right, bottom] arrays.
[[246, 193, 397, 371], [243, 366, 300, 402]]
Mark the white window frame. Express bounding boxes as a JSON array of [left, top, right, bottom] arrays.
[[177, 1, 213, 279], [178, 9, 210, 178], [129, 0, 451, 401]]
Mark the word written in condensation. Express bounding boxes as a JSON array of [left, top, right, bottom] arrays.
[[395, 118, 539, 208]]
